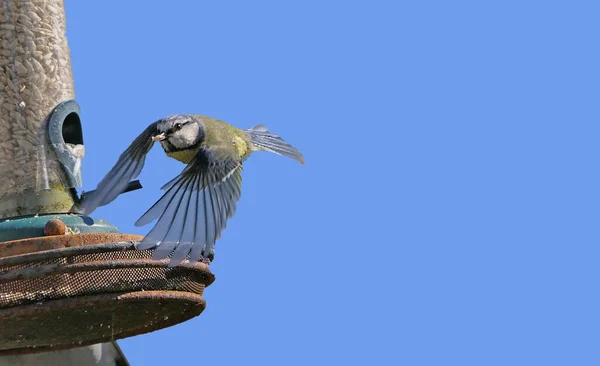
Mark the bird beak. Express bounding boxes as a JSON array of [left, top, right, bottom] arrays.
[[152, 132, 167, 142]]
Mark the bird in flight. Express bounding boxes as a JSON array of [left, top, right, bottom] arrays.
[[76, 114, 304, 266]]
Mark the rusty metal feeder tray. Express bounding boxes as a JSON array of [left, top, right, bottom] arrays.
[[0, 227, 215, 355]]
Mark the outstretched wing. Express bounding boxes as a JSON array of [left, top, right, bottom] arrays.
[[75, 123, 159, 215], [135, 146, 242, 266]]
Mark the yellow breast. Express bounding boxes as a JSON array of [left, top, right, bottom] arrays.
[[167, 147, 200, 164]]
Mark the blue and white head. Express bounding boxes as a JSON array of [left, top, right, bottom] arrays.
[[152, 114, 205, 152]]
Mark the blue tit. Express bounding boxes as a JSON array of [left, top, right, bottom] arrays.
[[76, 114, 304, 266]]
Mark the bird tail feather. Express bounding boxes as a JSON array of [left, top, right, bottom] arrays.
[[246, 125, 305, 164]]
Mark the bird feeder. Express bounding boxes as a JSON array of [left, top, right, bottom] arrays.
[[0, 0, 214, 355]]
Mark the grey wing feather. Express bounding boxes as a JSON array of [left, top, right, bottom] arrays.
[[135, 147, 243, 266], [147, 175, 196, 260], [168, 175, 200, 265], [76, 123, 159, 215], [246, 125, 305, 164]]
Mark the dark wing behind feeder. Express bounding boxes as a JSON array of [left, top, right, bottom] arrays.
[[75, 122, 159, 215], [135, 146, 243, 266]]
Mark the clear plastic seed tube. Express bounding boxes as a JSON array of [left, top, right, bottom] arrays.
[[0, 0, 76, 218]]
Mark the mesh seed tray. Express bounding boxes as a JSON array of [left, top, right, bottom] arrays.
[[0, 233, 214, 355]]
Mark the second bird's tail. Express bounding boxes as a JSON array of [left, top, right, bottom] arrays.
[[246, 125, 305, 164]]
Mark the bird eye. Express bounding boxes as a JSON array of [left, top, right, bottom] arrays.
[[174, 123, 182, 130]]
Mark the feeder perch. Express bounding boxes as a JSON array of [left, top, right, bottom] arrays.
[[0, 0, 214, 355]]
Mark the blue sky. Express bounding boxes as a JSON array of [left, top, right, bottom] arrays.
[[65, 1, 600, 365]]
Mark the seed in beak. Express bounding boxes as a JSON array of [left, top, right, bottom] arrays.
[[152, 132, 167, 141]]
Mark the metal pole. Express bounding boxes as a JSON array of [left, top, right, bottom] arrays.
[[0, 0, 77, 218]]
